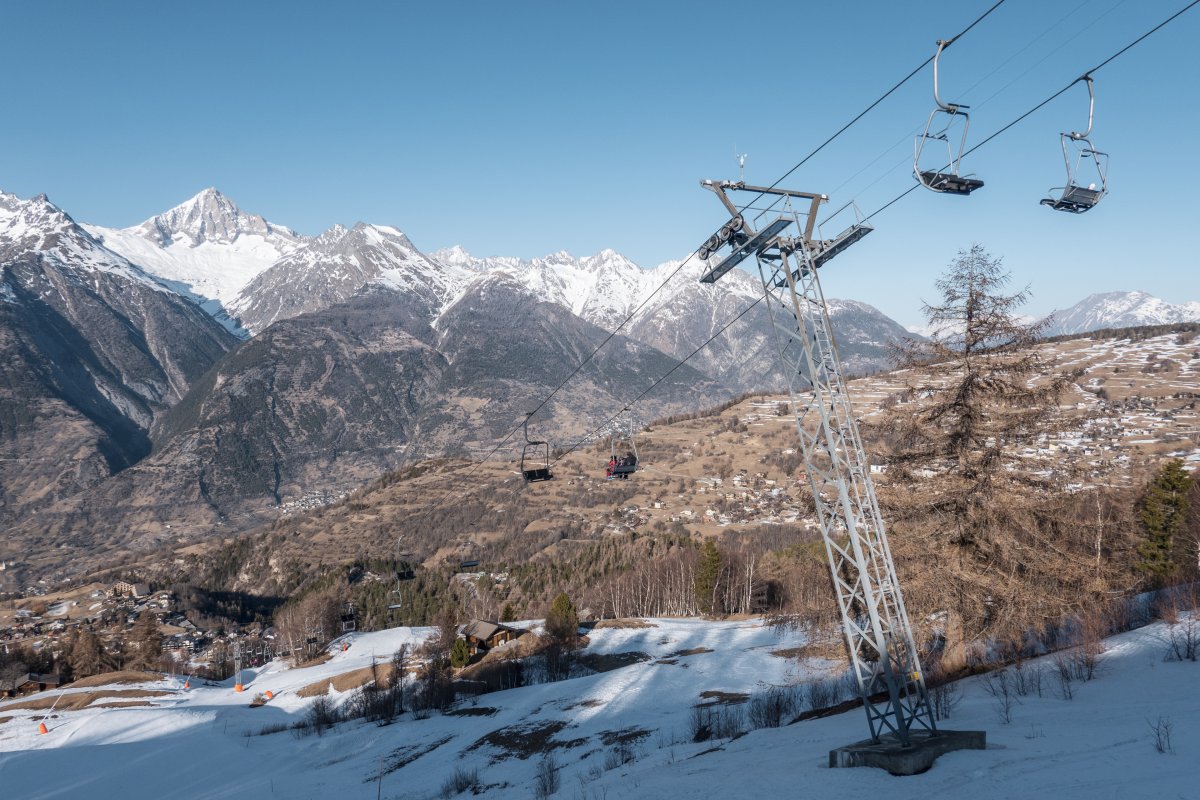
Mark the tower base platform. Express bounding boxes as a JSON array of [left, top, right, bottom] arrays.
[[829, 730, 986, 776]]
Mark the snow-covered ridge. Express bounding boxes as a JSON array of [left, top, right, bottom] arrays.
[[0, 190, 168, 293], [1044, 290, 1200, 336]]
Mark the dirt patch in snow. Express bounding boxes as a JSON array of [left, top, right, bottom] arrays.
[[599, 727, 653, 746], [575, 651, 650, 673], [467, 719, 588, 761], [446, 706, 499, 717], [592, 618, 657, 629], [296, 663, 397, 697], [377, 735, 454, 777], [670, 647, 714, 658], [0, 689, 170, 712], [696, 690, 749, 706], [92, 701, 154, 710], [66, 671, 166, 688]]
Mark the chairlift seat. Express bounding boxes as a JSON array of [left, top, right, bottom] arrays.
[[523, 466, 553, 481], [1041, 185, 1102, 213], [610, 462, 637, 478], [811, 222, 874, 269], [919, 171, 984, 195]]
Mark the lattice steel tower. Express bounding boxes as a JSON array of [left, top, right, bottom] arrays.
[[696, 179, 935, 744]]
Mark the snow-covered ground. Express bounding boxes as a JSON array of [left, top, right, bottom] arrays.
[[0, 616, 1195, 799]]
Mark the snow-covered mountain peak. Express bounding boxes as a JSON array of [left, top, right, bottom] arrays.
[[132, 187, 301, 248], [1043, 290, 1200, 336], [0, 190, 78, 242], [0, 189, 167, 292], [83, 189, 310, 310]]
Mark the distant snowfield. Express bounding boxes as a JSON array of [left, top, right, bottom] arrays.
[[84, 224, 292, 304], [0, 616, 1195, 799]]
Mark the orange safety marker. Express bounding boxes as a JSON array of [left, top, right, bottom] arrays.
[[341, 641, 348, 652], [264, 690, 274, 700], [38, 722, 48, 735], [184, 678, 190, 690], [235, 682, 244, 693]]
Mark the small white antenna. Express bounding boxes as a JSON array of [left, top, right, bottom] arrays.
[[734, 146, 748, 181]]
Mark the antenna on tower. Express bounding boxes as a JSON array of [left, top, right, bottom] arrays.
[[734, 146, 748, 181]]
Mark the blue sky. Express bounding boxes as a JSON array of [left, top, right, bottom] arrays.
[[2, 0, 1197, 327]]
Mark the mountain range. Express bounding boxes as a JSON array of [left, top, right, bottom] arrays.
[[2, 186, 1195, 579]]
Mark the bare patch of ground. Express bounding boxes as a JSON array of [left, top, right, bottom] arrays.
[[0, 689, 170, 712], [574, 651, 650, 673], [467, 720, 588, 762], [562, 698, 605, 711], [670, 647, 713, 658], [445, 706, 499, 717], [592, 618, 657, 629], [599, 727, 653, 746], [373, 735, 454, 778], [295, 652, 334, 669], [696, 690, 749, 706], [92, 701, 153, 709], [296, 663, 397, 697], [67, 671, 165, 688]]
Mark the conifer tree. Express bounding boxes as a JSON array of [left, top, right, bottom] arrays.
[[1137, 459, 1192, 582], [70, 629, 105, 679], [883, 245, 1074, 667], [694, 539, 722, 616], [544, 592, 579, 646], [131, 611, 163, 671]]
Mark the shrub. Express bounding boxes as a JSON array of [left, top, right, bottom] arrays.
[[747, 686, 801, 729], [533, 753, 559, 800], [307, 695, 341, 735], [439, 766, 480, 798]]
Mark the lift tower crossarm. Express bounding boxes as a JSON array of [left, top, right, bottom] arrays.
[[699, 179, 826, 242], [696, 180, 935, 747]]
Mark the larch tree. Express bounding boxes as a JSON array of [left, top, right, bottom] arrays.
[[69, 628, 105, 679], [880, 244, 1077, 668], [131, 611, 163, 671]]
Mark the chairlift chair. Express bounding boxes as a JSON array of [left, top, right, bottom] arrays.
[[340, 601, 357, 634], [1041, 76, 1108, 213], [605, 410, 640, 479], [914, 40, 984, 195], [520, 412, 553, 482]]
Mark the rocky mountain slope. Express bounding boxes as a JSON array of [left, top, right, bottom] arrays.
[[0, 191, 238, 523], [6, 273, 724, 578]]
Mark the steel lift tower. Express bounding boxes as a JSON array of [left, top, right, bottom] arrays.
[[695, 179, 983, 772]]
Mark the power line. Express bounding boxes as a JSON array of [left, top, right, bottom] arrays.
[[865, 0, 1200, 224]]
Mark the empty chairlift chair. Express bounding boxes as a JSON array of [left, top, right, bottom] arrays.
[[1042, 76, 1108, 213], [914, 39, 984, 195], [521, 413, 554, 482]]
